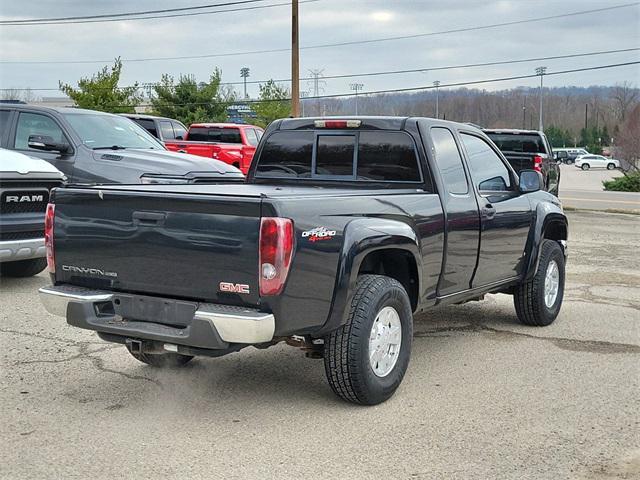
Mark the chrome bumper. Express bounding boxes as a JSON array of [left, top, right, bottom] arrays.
[[39, 284, 275, 345], [0, 238, 45, 262]]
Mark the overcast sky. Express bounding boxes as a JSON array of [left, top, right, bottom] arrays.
[[0, 0, 638, 99]]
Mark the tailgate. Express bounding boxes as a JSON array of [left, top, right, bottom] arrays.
[[503, 153, 534, 174], [53, 188, 262, 306]]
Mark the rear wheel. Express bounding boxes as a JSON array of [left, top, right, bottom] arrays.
[[581, 163, 590, 171], [607, 163, 616, 170], [323, 274, 413, 405], [0, 258, 47, 277], [565, 159, 574, 165], [513, 240, 565, 326], [129, 351, 193, 367]]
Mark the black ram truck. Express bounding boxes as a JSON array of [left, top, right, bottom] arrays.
[[39, 117, 568, 405], [483, 129, 560, 196]]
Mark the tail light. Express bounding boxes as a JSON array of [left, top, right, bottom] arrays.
[[533, 155, 543, 173], [44, 203, 55, 273], [259, 217, 294, 295]]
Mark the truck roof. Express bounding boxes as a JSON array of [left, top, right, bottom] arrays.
[[190, 123, 260, 129], [483, 128, 543, 135], [276, 116, 478, 132]]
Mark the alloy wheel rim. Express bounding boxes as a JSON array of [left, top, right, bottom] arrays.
[[369, 306, 402, 377], [544, 260, 560, 308]]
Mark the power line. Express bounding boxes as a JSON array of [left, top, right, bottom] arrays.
[[3, 47, 637, 92], [0, 0, 272, 24], [0, 0, 319, 26], [1, 3, 636, 63], [93, 61, 640, 108]]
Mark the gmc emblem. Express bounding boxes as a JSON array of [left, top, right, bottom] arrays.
[[6, 194, 44, 203], [219, 282, 250, 294]]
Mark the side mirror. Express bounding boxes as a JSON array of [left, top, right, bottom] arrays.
[[519, 170, 543, 193], [28, 135, 70, 154]]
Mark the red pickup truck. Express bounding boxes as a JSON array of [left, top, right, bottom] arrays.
[[164, 123, 263, 174]]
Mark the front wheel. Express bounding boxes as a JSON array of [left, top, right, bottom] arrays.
[[323, 274, 413, 405], [513, 240, 565, 326], [565, 159, 574, 165], [607, 163, 616, 170], [581, 163, 590, 171]]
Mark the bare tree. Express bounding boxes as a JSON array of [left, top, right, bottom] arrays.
[[617, 104, 640, 172], [0, 87, 39, 103], [610, 81, 639, 122]]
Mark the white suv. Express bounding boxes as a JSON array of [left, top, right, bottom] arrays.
[[574, 155, 620, 171]]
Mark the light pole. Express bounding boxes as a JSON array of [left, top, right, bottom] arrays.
[[291, 0, 300, 117], [240, 67, 250, 99], [522, 96, 526, 129], [350, 83, 364, 115], [433, 80, 441, 118], [300, 90, 309, 117], [535, 66, 547, 131]]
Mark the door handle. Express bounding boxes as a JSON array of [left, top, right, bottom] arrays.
[[481, 205, 496, 219], [132, 211, 166, 226]]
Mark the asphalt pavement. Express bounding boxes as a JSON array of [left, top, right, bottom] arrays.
[[559, 164, 640, 212], [1, 210, 639, 480]]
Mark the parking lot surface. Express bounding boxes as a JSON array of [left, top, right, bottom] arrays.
[[559, 164, 639, 212], [1, 210, 638, 480]]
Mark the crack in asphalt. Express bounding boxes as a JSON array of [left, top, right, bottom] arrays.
[[414, 324, 640, 354], [6, 338, 163, 387], [0, 327, 105, 346]]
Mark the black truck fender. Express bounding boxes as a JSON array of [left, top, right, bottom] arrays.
[[523, 202, 568, 281], [319, 218, 422, 336]]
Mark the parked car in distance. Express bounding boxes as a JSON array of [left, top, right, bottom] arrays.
[[553, 147, 589, 164], [120, 113, 188, 143], [574, 155, 620, 170], [40, 116, 568, 405], [164, 123, 264, 174], [0, 148, 65, 277], [483, 128, 560, 195], [0, 105, 244, 185]]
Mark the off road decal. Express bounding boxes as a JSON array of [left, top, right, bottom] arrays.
[[302, 227, 336, 243]]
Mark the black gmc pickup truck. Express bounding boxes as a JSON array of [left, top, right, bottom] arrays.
[[39, 117, 568, 405]]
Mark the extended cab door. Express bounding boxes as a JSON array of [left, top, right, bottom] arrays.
[[458, 132, 532, 287], [9, 110, 76, 179], [429, 127, 480, 296]]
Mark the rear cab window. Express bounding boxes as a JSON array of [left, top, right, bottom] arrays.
[[188, 127, 242, 143], [254, 129, 423, 184], [485, 132, 547, 154]]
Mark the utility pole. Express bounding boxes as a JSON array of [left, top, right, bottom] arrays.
[[535, 66, 547, 131], [433, 80, 441, 118], [291, 0, 300, 117], [350, 83, 364, 115], [584, 103, 588, 130], [300, 90, 309, 117], [522, 96, 526, 129], [240, 67, 250, 99]]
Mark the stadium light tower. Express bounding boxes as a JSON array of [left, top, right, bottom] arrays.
[[350, 83, 364, 115], [240, 67, 250, 99], [535, 66, 547, 131], [433, 80, 441, 118]]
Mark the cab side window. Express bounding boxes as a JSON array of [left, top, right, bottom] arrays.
[[159, 121, 175, 140], [15, 112, 66, 151], [431, 127, 468, 194], [172, 122, 187, 140], [244, 128, 259, 146], [0, 110, 10, 138], [461, 133, 512, 192]]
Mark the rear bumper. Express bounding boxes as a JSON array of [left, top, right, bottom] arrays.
[[39, 284, 275, 348], [0, 238, 45, 262]]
